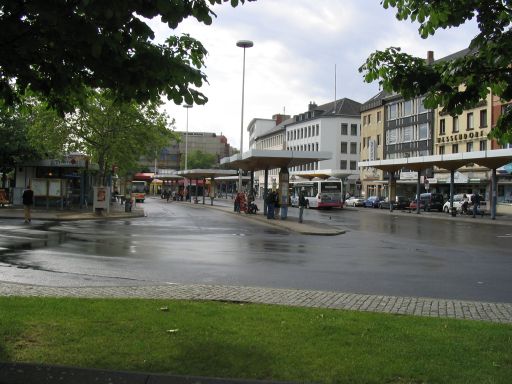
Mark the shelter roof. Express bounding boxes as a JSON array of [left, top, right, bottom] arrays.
[[358, 149, 512, 172], [177, 169, 237, 179], [220, 149, 332, 171]]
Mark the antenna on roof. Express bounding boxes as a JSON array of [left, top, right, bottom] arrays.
[[334, 64, 337, 114]]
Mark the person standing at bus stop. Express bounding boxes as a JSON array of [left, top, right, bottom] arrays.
[[22, 184, 34, 223], [472, 191, 481, 218], [298, 189, 308, 223]]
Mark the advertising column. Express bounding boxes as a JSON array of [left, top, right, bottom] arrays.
[[279, 167, 289, 220]]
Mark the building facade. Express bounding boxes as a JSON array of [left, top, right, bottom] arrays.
[[359, 48, 512, 203], [139, 132, 236, 172], [360, 91, 387, 198], [284, 99, 362, 194]]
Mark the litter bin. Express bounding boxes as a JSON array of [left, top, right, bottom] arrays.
[[125, 200, 132, 212], [451, 206, 457, 217]]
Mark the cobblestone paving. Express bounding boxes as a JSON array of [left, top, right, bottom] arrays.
[[1, 282, 511, 324]]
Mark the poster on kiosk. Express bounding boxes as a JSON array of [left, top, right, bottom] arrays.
[[278, 167, 289, 220], [93, 186, 110, 214]]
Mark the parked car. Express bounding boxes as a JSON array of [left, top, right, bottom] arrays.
[[378, 196, 410, 210], [408, 199, 426, 211], [416, 192, 444, 212], [363, 196, 384, 208], [442, 194, 470, 213], [345, 196, 365, 207]]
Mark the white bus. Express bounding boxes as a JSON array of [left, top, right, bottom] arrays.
[[290, 177, 343, 209]]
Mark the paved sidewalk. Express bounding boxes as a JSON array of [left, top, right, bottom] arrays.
[[1, 281, 511, 324], [0, 202, 145, 222]]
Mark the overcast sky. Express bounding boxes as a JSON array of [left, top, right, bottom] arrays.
[[149, 0, 479, 151]]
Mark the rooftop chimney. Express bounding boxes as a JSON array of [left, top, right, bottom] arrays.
[[308, 101, 317, 111], [427, 51, 434, 65]]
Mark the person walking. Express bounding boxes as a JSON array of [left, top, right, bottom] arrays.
[[22, 184, 34, 223], [471, 192, 481, 218], [298, 189, 308, 223]]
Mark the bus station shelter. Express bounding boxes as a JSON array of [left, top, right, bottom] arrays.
[[358, 148, 512, 219], [220, 149, 332, 215], [176, 169, 237, 205]]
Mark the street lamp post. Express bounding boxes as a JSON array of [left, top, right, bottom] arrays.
[[236, 39, 253, 192], [183, 104, 192, 171]]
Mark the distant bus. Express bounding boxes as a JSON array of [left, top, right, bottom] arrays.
[[130, 181, 146, 202], [290, 177, 343, 209]]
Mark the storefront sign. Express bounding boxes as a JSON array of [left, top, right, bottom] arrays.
[[436, 130, 486, 144], [400, 171, 418, 180]]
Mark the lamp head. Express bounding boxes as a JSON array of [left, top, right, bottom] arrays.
[[236, 40, 254, 48]]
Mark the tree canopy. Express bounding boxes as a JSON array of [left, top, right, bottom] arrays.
[[0, 0, 255, 113], [27, 90, 176, 185], [182, 149, 218, 169], [359, 0, 512, 144], [0, 102, 40, 182]]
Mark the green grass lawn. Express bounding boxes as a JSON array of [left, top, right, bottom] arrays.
[[1, 297, 511, 383]]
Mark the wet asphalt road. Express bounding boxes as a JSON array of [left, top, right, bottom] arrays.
[[1, 197, 511, 303]]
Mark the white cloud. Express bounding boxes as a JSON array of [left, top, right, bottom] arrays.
[[152, 0, 480, 151]]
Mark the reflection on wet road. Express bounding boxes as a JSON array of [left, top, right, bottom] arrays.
[[0, 198, 511, 303]]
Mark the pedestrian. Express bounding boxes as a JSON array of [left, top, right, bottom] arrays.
[[461, 193, 469, 214], [266, 190, 275, 219], [234, 191, 241, 213], [298, 189, 308, 223], [274, 189, 280, 219], [471, 192, 481, 218], [22, 184, 34, 223]]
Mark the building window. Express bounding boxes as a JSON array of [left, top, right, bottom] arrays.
[[467, 112, 474, 130], [316, 125, 319, 135], [377, 134, 381, 145], [480, 140, 487, 151], [452, 144, 458, 154], [377, 111, 381, 122], [340, 160, 347, 169], [440, 119, 445, 135], [367, 114, 371, 125], [453, 116, 459, 133], [350, 161, 357, 170], [439, 145, 445, 155], [340, 142, 347, 153], [403, 126, 413, 142], [466, 141, 473, 152], [316, 143, 319, 151], [403, 100, 412, 116], [387, 129, 397, 144], [418, 97, 428, 113], [479, 109, 487, 128], [351, 124, 358, 136], [418, 123, 428, 140], [350, 142, 357, 154], [341, 123, 348, 135], [388, 103, 397, 120]]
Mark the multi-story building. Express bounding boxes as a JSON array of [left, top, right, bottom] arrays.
[[285, 99, 362, 194], [360, 91, 387, 197], [249, 114, 291, 195], [140, 132, 236, 172], [360, 48, 512, 201]]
